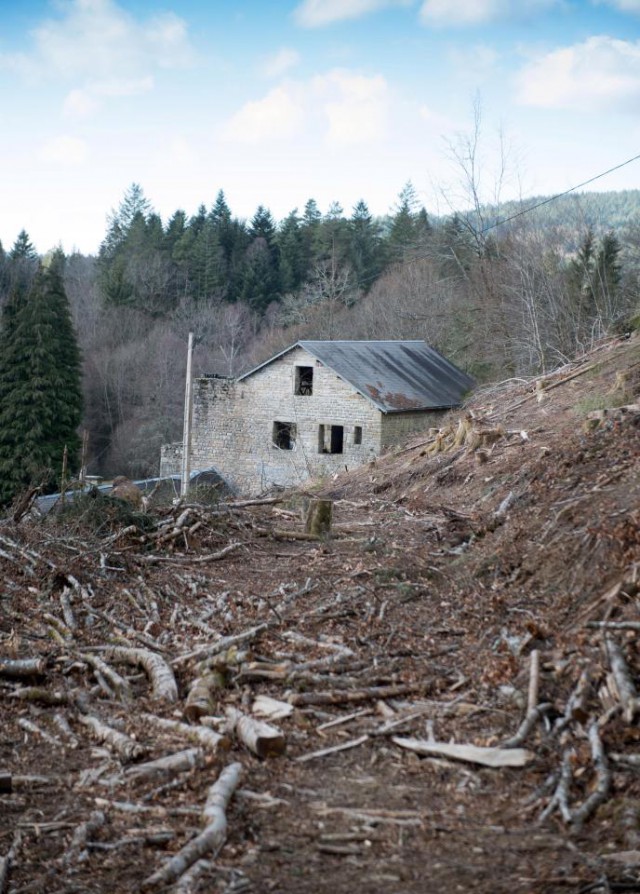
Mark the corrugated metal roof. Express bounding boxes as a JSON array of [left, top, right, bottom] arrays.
[[239, 340, 474, 413]]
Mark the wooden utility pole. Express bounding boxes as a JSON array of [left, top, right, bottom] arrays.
[[181, 333, 194, 499]]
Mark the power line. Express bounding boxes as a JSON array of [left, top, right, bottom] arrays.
[[477, 151, 640, 236]]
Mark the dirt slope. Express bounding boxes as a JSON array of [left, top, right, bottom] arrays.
[[1, 332, 639, 894]]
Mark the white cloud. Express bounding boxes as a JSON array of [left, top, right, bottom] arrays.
[[263, 48, 301, 78], [223, 86, 303, 142], [223, 69, 389, 146], [419, 0, 557, 26], [63, 88, 98, 118], [39, 135, 89, 165], [313, 70, 389, 144], [517, 35, 640, 111], [599, 0, 640, 11], [0, 0, 193, 112], [294, 0, 410, 27]]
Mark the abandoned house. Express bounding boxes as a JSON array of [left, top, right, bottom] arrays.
[[159, 340, 475, 495]]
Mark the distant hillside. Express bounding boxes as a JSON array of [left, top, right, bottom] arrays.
[[475, 189, 640, 245]]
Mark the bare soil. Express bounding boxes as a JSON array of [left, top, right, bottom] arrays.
[[1, 332, 640, 894]]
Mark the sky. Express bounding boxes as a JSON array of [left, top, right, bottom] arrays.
[[1, 0, 640, 256]]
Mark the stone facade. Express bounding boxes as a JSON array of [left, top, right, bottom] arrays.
[[160, 345, 444, 495]]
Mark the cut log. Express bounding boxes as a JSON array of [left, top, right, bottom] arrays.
[[226, 707, 285, 759], [252, 695, 294, 721], [0, 658, 46, 679], [141, 761, 242, 890], [183, 672, 225, 722]]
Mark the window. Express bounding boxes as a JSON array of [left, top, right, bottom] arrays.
[[273, 421, 296, 450], [318, 424, 344, 454], [294, 366, 313, 395], [353, 426, 362, 445]]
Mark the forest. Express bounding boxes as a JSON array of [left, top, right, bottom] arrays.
[[0, 179, 639, 496]]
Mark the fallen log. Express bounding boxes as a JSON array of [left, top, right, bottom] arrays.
[[104, 647, 178, 703], [226, 707, 286, 758], [78, 714, 146, 762], [289, 682, 425, 707], [141, 761, 242, 890], [0, 658, 46, 679], [393, 736, 533, 768], [126, 748, 203, 781], [606, 636, 639, 723]]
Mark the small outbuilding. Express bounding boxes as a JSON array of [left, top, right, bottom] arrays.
[[160, 340, 474, 495]]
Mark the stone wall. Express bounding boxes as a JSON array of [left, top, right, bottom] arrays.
[[188, 348, 386, 493], [160, 348, 446, 495]]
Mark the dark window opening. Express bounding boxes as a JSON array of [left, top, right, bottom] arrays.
[[295, 366, 313, 395], [353, 426, 362, 445], [273, 421, 296, 450], [318, 424, 343, 454]]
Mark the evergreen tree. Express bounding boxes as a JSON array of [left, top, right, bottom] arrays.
[[278, 209, 305, 293], [10, 230, 38, 261], [388, 181, 422, 258], [0, 252, 83, 504], [241, 206, 281, 312], [348, 200, 384, 290]]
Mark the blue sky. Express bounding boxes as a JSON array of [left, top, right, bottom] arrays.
[[1, 0, 639, 255]]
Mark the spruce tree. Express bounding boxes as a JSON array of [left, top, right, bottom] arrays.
[[0, 251, 83, 505]]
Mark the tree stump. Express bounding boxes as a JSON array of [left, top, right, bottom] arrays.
[[305, 499, 332, 537]]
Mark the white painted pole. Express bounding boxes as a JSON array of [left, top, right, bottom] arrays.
[[181, 332, 194, 499]]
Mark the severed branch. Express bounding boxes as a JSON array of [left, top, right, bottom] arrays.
[[77, 714, 146, 762], [571, 722, 611, 828], [501, 703, 552, 749], [605, 636, 639, 723], [141, 714, 228, 754], [103, 647, 178, 703], [554, 669, 591, 735], [173, 623, 270, 667], [126, 748, 204, 782], [0, 831, 21, 894], [80, 652, 132, 701], [62, 811, 106, 867], [141, 761, 242, 890], [289, 682, 425, 707]]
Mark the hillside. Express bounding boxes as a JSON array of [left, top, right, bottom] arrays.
[[1, 331, 639, 893]]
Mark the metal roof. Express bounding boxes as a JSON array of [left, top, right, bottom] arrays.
[[239, 340, 474, 413]]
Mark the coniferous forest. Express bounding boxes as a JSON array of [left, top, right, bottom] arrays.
[[0, 181, 639, 501]]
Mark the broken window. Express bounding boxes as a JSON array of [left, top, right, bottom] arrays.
[[294, 366, 313, 395], [353, 426, 362, 445], [273, 421, 296, 450], [318, 424, 344, 454]]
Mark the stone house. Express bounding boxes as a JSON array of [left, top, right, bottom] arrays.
[[160, 340, 474, 495]]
